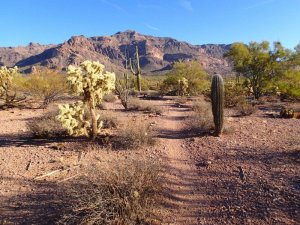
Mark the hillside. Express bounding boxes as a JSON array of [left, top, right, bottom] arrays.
[[0, 30, 232, 75]]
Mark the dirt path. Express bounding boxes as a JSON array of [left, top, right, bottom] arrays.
[[157, 102, 203, 225]]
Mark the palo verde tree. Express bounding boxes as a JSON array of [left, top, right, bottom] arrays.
[[225, 41, 293, 99], [57, 60, 115, 140], [161, 60, 209, 95]]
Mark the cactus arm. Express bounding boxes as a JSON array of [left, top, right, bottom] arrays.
[[129, 58, 136, 75], [129, 46, 142, 92], [135, 46, 141, 74]]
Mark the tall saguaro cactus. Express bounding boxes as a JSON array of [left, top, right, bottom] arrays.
[[57, 60, 115, 140], [211, 74, 224, 136], [129, 46, 142, 92]]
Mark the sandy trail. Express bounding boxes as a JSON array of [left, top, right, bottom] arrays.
[[157, 102, 203, 225]]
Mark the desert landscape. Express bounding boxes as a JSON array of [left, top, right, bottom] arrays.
[[1, 0, 300, 224], [0, 83, 299, 224]]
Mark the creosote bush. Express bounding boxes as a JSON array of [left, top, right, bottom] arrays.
[[103, 93, 117, 103], [224, 82, 248, 108], [186, 100, 214, 134], [27, 110, 67, 138], [101, 113, 119, 129], [236, 101, 256, 116], [175, 97, 188, 105], [59, 159, 162, 225], [127, 98, 162, 115], [113, 121, 155, 149]]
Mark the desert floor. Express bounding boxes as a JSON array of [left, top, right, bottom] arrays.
[[0, 97, 299, 224]]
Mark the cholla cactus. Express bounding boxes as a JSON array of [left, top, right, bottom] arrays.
[[57, 101, 91, 136], [0, 66, 18, 101], [58, 60, 115, 139], [178, 77, 188, 96], [0, 66, 26, 107]]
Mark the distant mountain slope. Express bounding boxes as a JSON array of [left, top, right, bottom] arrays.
[[0, 30, 232, 75]]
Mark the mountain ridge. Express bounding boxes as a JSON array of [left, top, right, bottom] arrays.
[[0, 30, 232, 75]]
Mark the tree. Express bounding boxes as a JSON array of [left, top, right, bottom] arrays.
[[21, 69, 67, 108], [226, 41, 293, 99], [57, 60, 115, 140], [161, 61, 209, 95]]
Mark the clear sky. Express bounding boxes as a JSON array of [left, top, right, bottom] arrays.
[[0, 0, 299, 49]]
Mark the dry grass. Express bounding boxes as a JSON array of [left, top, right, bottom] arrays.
[[100, 113, 119, 129], [59, 159, 162, 225], [175, 97, 188, 105], [103, 93, 117, 103], [185, 100, 214, 134], [26, 110, 67, 138], [113, 121, 155, 149], [236, 102, 256, 116], [127, 98, 162, 115]]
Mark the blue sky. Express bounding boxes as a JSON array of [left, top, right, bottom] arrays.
[[0, 0, 299, 49]]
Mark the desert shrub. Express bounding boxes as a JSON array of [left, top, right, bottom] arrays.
[[100, 114, 118, 129], [175, 97, 188, 105], [186, 100, 214, 133], [223, 125, 236, 135], [21, 70, 67, 108], [160, 61, 210, 96], [127, 98, 162, 115], [236, 102, 256, 116], [103, 93, 117, 103], [277, 71, 300, 100], [141, 76, 164, 91], [27, 110, 67, 138], [141, 91, 163, 100], [59, 159, 162, 224], [113, 121, 155, 149], [224, 82, 248, 108]]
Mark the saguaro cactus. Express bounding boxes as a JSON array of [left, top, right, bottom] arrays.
[[129, 46, 142, 92], [211, 74, 224, 136], [57, 60, 115, 140]]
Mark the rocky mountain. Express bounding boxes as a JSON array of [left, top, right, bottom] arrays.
[[0, 30, 232, 75]]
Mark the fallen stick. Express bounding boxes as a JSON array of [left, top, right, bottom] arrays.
[[57, 174, 81, 183], [34, 165, 81, 180]]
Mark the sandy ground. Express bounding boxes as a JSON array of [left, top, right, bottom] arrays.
[[0, 98, 299, 224]]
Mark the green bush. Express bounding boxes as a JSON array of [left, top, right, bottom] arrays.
[[160, 61, 210, 96], [277, 71, 300, 100], [224, 81, 248, 108], [20, 70, 67, 108]]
